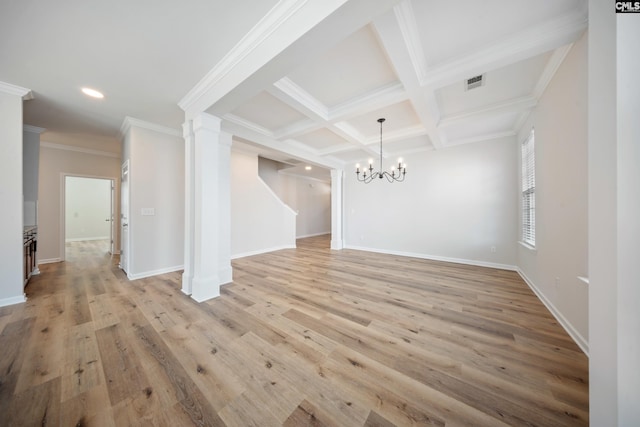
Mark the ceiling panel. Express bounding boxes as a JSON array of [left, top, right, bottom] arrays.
[[345, 100, 421, 141], [443, 112, 520, 142], [231, 91, 306, 131], [436, 52, 552, 117], [294, 128, 349, 151], [414, 0, 585, 66], [287, 24, 398, 107]]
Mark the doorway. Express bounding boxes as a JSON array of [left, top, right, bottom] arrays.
[[63, 176, 115, 260]]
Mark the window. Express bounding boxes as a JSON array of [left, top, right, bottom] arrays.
[[521, 129, 536, 246]]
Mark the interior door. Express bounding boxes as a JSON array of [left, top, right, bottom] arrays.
[[120, 161, 129, 273]]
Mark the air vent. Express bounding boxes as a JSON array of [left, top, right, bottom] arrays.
[[465, 74, 485, 91]]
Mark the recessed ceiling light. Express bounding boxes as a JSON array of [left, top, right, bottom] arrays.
[[81, 87, 104, 98], [305, 166, 312, 171]]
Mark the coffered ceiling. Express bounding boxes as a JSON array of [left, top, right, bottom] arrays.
[[0, 0, 587, 181]]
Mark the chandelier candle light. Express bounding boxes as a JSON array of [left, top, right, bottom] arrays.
[[356, 118, 407, 183]]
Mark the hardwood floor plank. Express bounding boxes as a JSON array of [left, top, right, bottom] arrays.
[[133, 323, 227, 426], [61, 322, 103, 401], [2, 237, 588, 426], [60, 384, 115, 427], [4, 377, 61, 427], [0, 317, 36, 415], [95, 323, 150, 407]]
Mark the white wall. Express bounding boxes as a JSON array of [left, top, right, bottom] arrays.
[[257, 156, 331, 239], [23, 128, 40, 225], [0, 87, 26, 306], [344, 136, 518, 269], [294, 177, 331, 238], [231, 149, 296, 257], [122, 124, 184, 279], [38, 143, 121, 263], [517, 32, 588, 353], [65, 177, 111, 241]]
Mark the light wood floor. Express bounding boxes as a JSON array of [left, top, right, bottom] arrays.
[[0, 236, 588, 426]]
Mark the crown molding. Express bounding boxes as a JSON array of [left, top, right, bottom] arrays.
[[446, 130, 516, 147], [0, 81, 33, 100], [223, 114, 272, 137], [23, 125, 46, 134], [438, 96, 537, 128], [179, 0, 312, 115], [421, 9, 587, 89], [40, 141, 120, 158], [362, 124, 427, 145], [393, 0, 428, 84], [273, 77, 329, 121], [533, 43, 574, 100], [328, 82, 407, 121], [272, 118, 319, 140], [120, 116, 181, 139]]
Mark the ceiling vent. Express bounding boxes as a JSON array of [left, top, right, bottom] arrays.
[[465, 74, 485, 91]]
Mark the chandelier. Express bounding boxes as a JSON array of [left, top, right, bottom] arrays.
[[356, 118, 406, 183]]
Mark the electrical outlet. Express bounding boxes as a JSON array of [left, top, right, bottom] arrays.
[[490, 246, 496, 253], [555, 277, 560, 288]]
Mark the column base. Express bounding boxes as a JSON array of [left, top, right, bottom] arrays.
[[191, 275, 220, 302]]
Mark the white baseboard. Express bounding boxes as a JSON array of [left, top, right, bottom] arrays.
[[127, 265, 184, 280], [517, 269, 589, 356], [296, 231, 330, 239], [65, 236, 110, 242], [231, 244, 296, 260], [0, 294, 27, 307], [344, 245, 517, 271], [38, 258, 62, 265]]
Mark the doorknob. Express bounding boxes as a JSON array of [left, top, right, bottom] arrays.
[[122, 223, 128, 227], [105, 218, 110, 222]]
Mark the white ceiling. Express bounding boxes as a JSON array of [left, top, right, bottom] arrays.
[[0, 0, 587, 181]]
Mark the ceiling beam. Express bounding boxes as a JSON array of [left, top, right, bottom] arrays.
[[372, 3, 444, 149]]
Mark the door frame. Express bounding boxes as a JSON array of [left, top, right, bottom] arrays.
[[119, 160, 130, 273], [59, 173, 119, 262]]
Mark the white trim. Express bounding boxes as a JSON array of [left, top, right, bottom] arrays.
[[127, 265, 184, 281], [120, 116, 181, 139], [344, 244, 517, 271], [517, 268, 589, 356], [296, 231, 330, 239], [273, 77, 329, 120], [518, 241, 537, 252], [0, 81, 33, 99], [533, 43, 574, 100], [420, 9, 587, 89], [179, 0, 311, 113], [257, 176, 298, 216], [65, 236, 110, 242], [393, 0, 428, 84], [231, 245, 297, 260], [60, 174, 119, 263], [446, 131, 516, 147], [23, 125, 46, 134], [41, 141, 120, 158], [0, 295, 27, 307], [38, 258, 62, 265]]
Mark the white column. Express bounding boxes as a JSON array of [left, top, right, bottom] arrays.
[[217, 131, 233, 284], [190, 113, 222, 302], [330, 168, 344, 250], [181, 120, 195, 295], [0, 82, 30, 306], [617, 14, 640, 426]]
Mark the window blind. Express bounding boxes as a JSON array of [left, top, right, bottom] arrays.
[[521, 129, 535, 246]]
